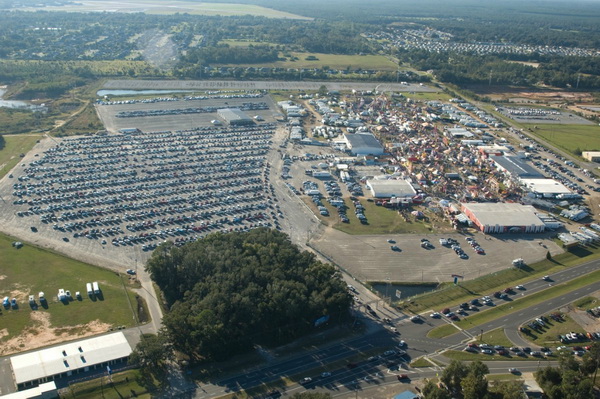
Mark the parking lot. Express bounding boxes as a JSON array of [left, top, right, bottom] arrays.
[[0, 106, 285, 269], [497, 106, 593, 125]]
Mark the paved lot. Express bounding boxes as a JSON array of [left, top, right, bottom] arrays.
[[497, 106, 593, 125], [310, 229, 562, 284], [102, 79, 437, 93]]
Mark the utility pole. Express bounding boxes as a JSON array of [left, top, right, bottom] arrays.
[[576, 73, 581, 89], [489, 70, 493, 86]]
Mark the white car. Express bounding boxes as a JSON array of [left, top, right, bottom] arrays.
[[509, 368, 519, 374], [398, 340, 407, 347], [430, 312, 441, 318], [516, 285, 525, 290]]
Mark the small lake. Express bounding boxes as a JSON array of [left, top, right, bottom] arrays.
[[97, 89, 197, 97], [0, 89, 46, 111], [371, 283, 438, 300]]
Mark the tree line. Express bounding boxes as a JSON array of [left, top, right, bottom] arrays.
[[145, 228, 352, 361]]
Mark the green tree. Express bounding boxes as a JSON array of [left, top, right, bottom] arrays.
[[422, 379, 451, 399], [461, 372, 488, 399], [318, 85, 328, 97], [441, 360, 468, 396], [129, 331, 173, 371], [491, 381, 526, 399]]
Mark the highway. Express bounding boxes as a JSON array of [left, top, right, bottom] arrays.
[[171, 255, 600, 398]]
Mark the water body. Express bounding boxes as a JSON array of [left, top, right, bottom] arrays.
[[371, 283, 438, 300], [97, 89, 197, 97], [0, 89, 45, 111]]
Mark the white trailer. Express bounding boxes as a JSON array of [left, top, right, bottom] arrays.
[[86, 283, 93, 297], [92, 281, 100, 295]]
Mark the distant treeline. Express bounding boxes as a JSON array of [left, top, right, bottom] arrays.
[[400, 49, 600, 89]]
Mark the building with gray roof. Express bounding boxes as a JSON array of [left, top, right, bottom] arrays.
[[343, 133, 384, 156], [217, 108, 254, 126], [490, 155, 544, 179]]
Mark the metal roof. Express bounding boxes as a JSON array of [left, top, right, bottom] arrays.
[[344, 133, 383, 151], [216, 108, 253, 123], [521, 178, 571, 195], [367, 179, 416, 198], [10, 332, 132, 384], [491, 155, 544, 179], [462, 202, 545, 227]]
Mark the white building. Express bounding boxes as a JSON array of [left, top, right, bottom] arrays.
[[461, 202, 546, 234], [366, 178, 416, 198], [521, 178, 572, 198], [343, 133, 384, 156], [10, 332, 132, 391]]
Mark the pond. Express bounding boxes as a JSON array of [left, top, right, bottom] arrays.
[[0, 89, 46, 112], [370, 282, 438, 300]]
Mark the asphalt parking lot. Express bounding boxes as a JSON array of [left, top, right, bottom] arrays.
[[496, 106, 593, 125], [0, 112, 283, 270]]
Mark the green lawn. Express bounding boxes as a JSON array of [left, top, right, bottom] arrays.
[[524, 314, 587, 347], [0, 134, 42, 177], [401, 244, 600, 314], [475, 328, 514, 348], [428, 268, 600, 339], [524, 124, 600, 156], [573, 296, 599, 310], [66, 369, 158, 399], [304, 197, 441, 235], [410, 357, 436, 368], [443, 350, 547, 362], [0, 232, 141, 349]]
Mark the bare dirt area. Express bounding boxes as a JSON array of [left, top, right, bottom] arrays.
[[0, 312, 111, 357], [466, 85, 596, 104], [567, 292, 600, 333]]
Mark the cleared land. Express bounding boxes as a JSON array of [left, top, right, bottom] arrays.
[[229, 52, 400, 71], [522, 123, 600, 155], [0, 232, 140, 356], [20, 0, 311, 19], [0, 134, 42, 178]]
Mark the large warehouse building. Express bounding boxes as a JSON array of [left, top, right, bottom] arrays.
[[216, 108, 254, 125], [461, 202, 546, 234], [366, 178, 416, 199], [343, 133, 384, 156], [521, 178, 572, 198], [490, 155, 544, 179], [9, 332, 132, 391]]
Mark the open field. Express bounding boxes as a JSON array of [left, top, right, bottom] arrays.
[[0, 134, 42, 178], [573, 296, 599, 310], [0, 232, 140, 356], [521, 123, 600, 155], [428, 268, 600, 339], [20, 0, 311, 19], [401, 244, 600, 314], [219, 52, 399, 71], [272, 52, 399, 71]]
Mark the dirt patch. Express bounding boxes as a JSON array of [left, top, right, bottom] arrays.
[[0, 329, 8, 339], [0, 275, 6, 280], [0, 311, 112, 356]]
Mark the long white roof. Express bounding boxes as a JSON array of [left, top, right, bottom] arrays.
[[10, 332, 132, 384]]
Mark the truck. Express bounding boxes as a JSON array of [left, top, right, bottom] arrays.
[[512, 258, 525, 267], [86, 283, 93, 297], [92, 281, 100, 295]]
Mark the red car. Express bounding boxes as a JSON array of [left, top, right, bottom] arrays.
[[397, 374, 409, 381]]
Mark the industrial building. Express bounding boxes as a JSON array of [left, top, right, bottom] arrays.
[[490, 155, 544, 179], [521, 178, 572, 198], [216, 108, 254, 126], [343, 133, 384, 156], [461, 203, 546, 234], [366, 178, 416, 198], [9, 332, 132, 391], [582, 151, 600, 162]]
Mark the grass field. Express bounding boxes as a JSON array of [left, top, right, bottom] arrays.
[[428, 268, 600, 339], [410, 357, 436, 367], [401, 244, 600, 314], [304, 198, 437, 235], [523, 124, 600, 155], [573, 296, 599, 310], [222, 52, 399, 71], [475, 328, 514, 348], [30, 0, 311, 19], [0, 134, 42, 178], [66, 369, 159, 399], [0, 232, 140, 352], [525, 314, 586, 347]]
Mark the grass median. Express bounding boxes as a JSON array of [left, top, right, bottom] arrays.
[[400, 245, 600, 314], [443, 350, 552, 362], [428, 268, 600, 339]]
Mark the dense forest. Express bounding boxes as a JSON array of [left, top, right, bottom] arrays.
[[145, 228, 352, 361]]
